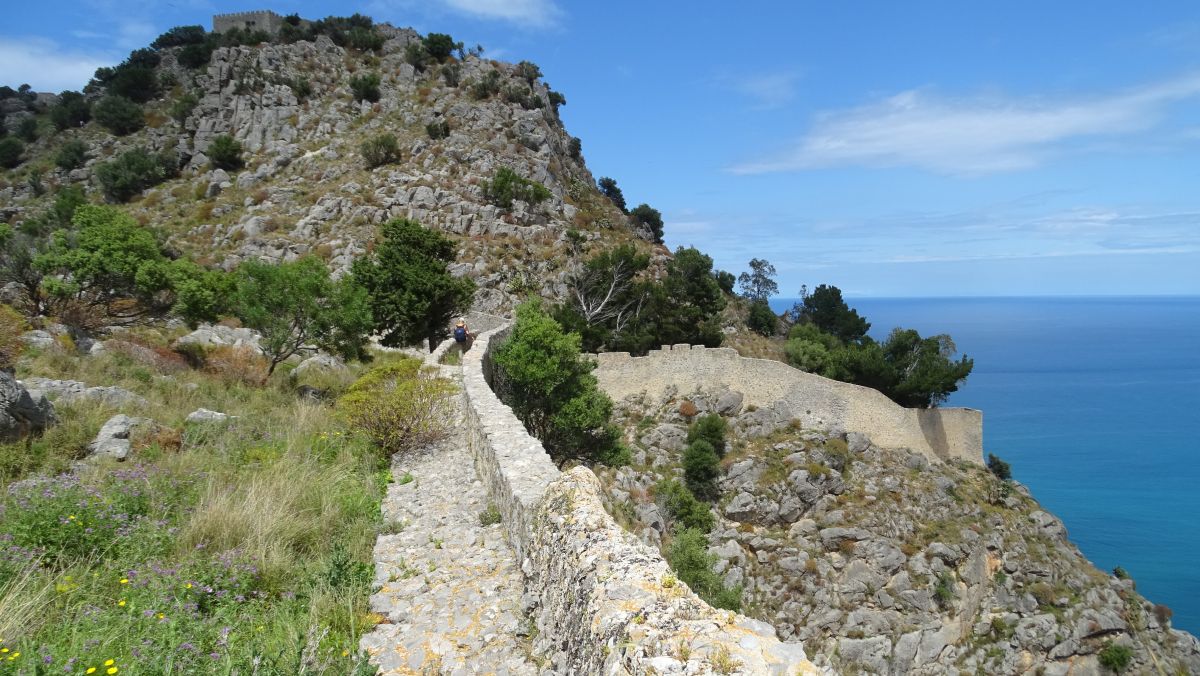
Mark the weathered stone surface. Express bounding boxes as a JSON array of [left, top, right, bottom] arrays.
[[174, 324, 263, 353], [0, 371, 56, 441], [87, 414, 152, 461], [21, 377, 147, 408], [185, 408, 233, 424]]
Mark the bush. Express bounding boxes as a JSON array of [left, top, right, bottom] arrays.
[[630, 203, 663, 243], [151, 25, 207, 48], [568, 136, 582, 159], [290, 77, 312, 100], [360, 133, 400, 168], [169, 92, 198, 123], [50, 91, 91, 130], [986, 453, 1012, 481], [337, 359, 455, 455], [747, 299, 778, 336], [0, 304, 26, 369], [423, 33, 459, 61], [683, 439, 720, 500], [344, 26, 384, 51], [94, 147, 176, 202], [349, 73, 381, 102], [470, 70, 502, 100], [666, 528, 741, 611], [54, 139, 88, 171], [93, 95, 144, 135], [425, 119, 450, 139], [1112, 566, 1131, 580], [597, 177, 626, 212], [687, 414, 727, 456], [1097, 643, 1132, 673], [16, 117, 38, 142], [203, 345, 269, 386], [106, 65, 159, 103], [656, 479, 713, 532], [177, 42, 215, 69], [207, 134, 244, 171], [0, 138, 23, 169], [404, 43, 429, 71], [484, 167, 552, 210]]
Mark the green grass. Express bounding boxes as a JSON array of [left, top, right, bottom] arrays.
[[0, 341, 403, 674]]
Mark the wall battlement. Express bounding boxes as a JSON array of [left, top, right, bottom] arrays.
[[212, 10, 284, 34], [593, 343, 983, 464]]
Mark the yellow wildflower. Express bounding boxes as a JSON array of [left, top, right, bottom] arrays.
[[104, 660, 114, 666], [117, 599, 126, 607], [68, 515, 75, 520], [185, 583, 193, 589], [1, 648, 8, 653], [157, 613, 165, 619], [108, 669, 118, 675], [119, 578, 128, 584], [10, 652, 18, 658], [86, 668, 96, 674]]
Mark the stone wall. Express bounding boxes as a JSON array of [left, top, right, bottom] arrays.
[[458, 325, 827, 674], [594, 344, 982, 464], [212, 10, 284, 34]]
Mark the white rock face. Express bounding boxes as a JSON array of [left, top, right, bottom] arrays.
[[185, 408, 234, 424], [88, 414, 153, 461]]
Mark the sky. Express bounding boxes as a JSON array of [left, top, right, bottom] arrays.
[[4, 0, 1200, 297]]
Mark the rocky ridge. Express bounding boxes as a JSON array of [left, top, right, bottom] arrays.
[[598, 387, 1200, 675]]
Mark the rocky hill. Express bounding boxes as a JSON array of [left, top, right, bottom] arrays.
[[1, 18, 656, 315], [597, 388, 1200, 674]]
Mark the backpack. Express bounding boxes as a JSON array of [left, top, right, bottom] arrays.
[[453, 326, 467, 342]]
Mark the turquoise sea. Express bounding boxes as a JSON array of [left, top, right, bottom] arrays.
[[768, 296, 1200, 634]]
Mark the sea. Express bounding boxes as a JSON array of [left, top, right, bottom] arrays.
[[768, 296, 1200, 635]]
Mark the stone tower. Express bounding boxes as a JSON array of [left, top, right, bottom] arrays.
[[212, 10, 284, 35]]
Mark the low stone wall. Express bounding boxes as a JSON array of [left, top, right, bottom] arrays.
[[460, 325, 826, 675], [594, 344, 982, 464]]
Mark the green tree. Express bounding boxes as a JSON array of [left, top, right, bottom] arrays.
[[655, 479, 714, 532], [151, 25, 207, 48], [16, 117, 39, 142], [49, 91, 91, 130], [0, 138, 23, 169], [880, 328, 974, 408], [666, 528, 741, 611], [94, 147, 177, 202], [422, 33, 460, 61], [715, 270, 735, 294], [349, 73, 381, 102], [515, 60, 542, 85], [555, 243, 651, 351], [233, 257, 372, 375], [986, 453, 1012, 482], [597, 177, 626, 212], [747, 299, 778, 336], [738, 258, 779, 301], [207, 134, 243, 171], [93, 95, 144, 135], [54, 139, 89, 171], [795, 284, 870, 345], [350, 218, 475, 350], [629, 203, 664, 243], [687, 413, 727, 456], [492, 300, 627, 466], [683, 439, 720, 499], [653, 247, 726, 347]]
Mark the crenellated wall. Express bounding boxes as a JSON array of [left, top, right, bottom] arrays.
[[593, 344, 982, 464], [451, 326, 827, 675]]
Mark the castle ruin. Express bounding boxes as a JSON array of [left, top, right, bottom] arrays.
[[212, 10, 284, 35]]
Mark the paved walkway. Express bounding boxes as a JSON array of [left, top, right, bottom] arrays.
[[361, 366, 540, 675]]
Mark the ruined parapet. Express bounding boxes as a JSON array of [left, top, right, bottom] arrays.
[[460, 325, 826, 674], [212, 10, 284, 34], [594, 344, 983, 464]]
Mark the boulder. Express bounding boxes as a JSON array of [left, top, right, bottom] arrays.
[[174, 324, 263, 353], [292, 353, 347, 377], [20, 377, 147, 408], [88, 414, 153, 461], [714, 390, 744, 416], [186, 408, 234, 424], [0, 371, 57, 441]]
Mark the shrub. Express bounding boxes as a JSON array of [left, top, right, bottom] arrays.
[[478, 504, 501, 526], [151, 25, 207, 49], [0, 138, 24, 169], [441, 63, 461, 87], [105, 65, 159, 103], [290, 76, 312, 100], [94, 147, 177, 202], [360, 132, 400, 168], [934, 572, 956, 609], [484, 167, 552, 210], [597, 177, 626, 212], [747, 299, 778, 337], [344, 26, 384, 51], [687, 414, 727, 456], [337, 359, 455, 455], [0, 304, 26, 368], [92, 95, 144, 135], [54, 139, 88, 171], [568, 136, 581, 159], [204, 345, 269, 386], [207, 134, 244, 171], [423, 33, 459, 61], [470, 70, 502, 100], [169, 92, 198, 124], [404, 43, 429, 71], [349, 73, 381, 102], [49, 90, 90, 130], [16, 117, 38, 142], [656, 479, 713, 532], [1097, 643, 1132, 673], [1153, 603, 1173, 626], [425, 119, 450, 140], [666, 528, 741, 611], [1112, 566, 1131, 580], [683, 439, 720, 500], [986, 453, 1012, 481], [630, 203, 664, 243], [177, 42, 215, 69]]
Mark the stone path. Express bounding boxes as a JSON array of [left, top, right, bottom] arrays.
[[360, 365, 541, 675]]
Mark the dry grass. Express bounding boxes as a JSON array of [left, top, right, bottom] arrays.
[[0, 560, 55, 642]]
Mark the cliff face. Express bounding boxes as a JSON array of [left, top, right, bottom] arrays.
[[2, 22, 654, 314], [598, 388, 1200, 675]]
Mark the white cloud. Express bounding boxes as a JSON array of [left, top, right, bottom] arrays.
[[731, 73, 1200, 175], [0, 36, 118, 92], [440, 0, 562, 27], [732, 72, 800, 109]]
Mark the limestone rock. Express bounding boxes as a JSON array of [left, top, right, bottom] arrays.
[[88, 414, 153, 461], [0, 371, 57, 441], [186, 408, 234, 424]]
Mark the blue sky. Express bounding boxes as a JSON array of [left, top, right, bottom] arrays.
[[4, 0, 1200, 296]]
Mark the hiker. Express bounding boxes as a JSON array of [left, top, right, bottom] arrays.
[[453, 318, 472, 352]]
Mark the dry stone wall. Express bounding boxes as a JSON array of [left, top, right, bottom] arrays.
[[593, 345, 982, 464], [455, 325, 827, 675]]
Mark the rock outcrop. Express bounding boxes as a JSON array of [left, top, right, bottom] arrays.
[[0, 371, 56, 441]]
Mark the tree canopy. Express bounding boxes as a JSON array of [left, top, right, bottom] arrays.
[[794, 284, 871, 345], [350, 218, 475, 350]]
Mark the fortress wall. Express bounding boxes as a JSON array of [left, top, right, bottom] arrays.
[[595, 344, 983, 464], [457, 325, 823, 675]]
